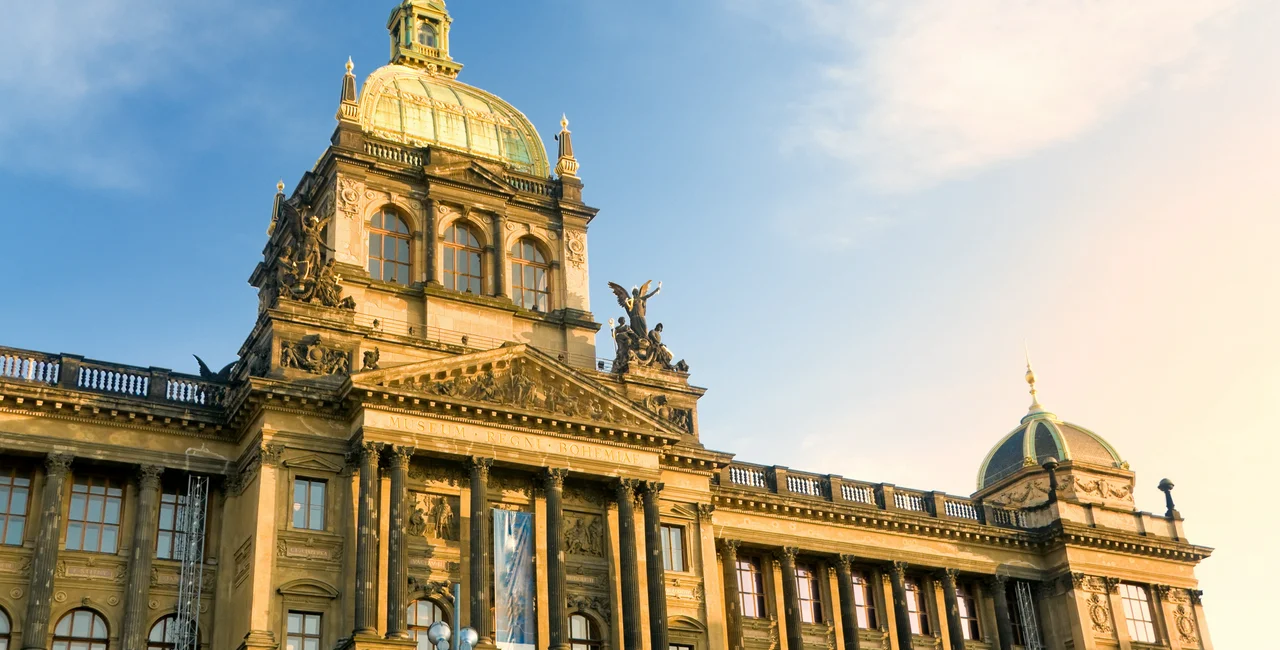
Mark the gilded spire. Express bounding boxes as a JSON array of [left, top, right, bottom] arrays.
[[1025, 345, 1046, 415], [555, 114, 579, 178], [268, 180, 286, 236]]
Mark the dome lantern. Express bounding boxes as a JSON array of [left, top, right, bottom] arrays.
[[388, 0, 462, 78]]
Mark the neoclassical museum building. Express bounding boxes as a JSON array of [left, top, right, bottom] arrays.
[[0, 3, 1213, 650]]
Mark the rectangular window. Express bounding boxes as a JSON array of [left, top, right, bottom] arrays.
[[737, 557, 767, 618], [796, 563, 824, 624], [851, 572, 878, 630], [669, 645, 694, 650], [661, 524, 686, 572], [66, 477, 123, 553], [0, 469, 31, 546], [292, 479, 326, 531], [904, 580, 931, 636], [286, 611, 322, 650], [1007, 581, 1031, 646], [956, 585, 981, 640], [1120, 584, 1157, 643], [156, 489, 194, 560]]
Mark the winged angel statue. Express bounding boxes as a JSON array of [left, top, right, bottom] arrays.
[[606, 281, 688, 373]]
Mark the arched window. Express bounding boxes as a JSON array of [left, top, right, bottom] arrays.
[[443, 223, 484, 294], [407, 600, 446, 648], [53, 609, 108, 650], [418, 21, 438, 48], [568, 613, 602, 650], [0, 607, 11, 650], [369, 209, 412, 285], [510, 238, 549, 311], [147, 615, 182, 650]]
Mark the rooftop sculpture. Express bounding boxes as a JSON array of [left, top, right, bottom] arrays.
[[607, 281, 688, 374]]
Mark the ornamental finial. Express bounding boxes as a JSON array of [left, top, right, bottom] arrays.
[[346, 56, 354, 74], [276, 180, 285, 194], [1025, 344, 1045, 414]]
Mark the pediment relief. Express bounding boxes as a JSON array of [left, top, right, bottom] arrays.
[[669, 503, 699, 520], [281, 453, 343, 473], [427, 161, 515, 196], [352, 345, 681, 437], [278, 578, 340, 599]]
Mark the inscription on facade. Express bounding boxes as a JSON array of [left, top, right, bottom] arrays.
[[365, 411, 659, 469]]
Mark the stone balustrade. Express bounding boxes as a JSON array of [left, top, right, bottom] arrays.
[[0, 345, 227, 408]]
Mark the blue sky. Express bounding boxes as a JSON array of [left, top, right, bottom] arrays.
[[2, 1, 1278, 643]]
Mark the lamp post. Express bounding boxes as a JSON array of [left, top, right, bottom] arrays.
[[427, 584, 479, 650]]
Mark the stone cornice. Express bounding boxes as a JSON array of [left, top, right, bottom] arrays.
[[0, 380, 228, 439]]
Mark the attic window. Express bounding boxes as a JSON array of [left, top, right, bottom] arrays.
[[418, 21, 438, 48]]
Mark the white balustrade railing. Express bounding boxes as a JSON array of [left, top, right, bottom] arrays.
[[729, 466, 769, 489], [842, 483, 876, 505], [78, 366, 150, 397], [1, 353, 60, 385], [894, 491, 929, 513], [944, 500, 980, 520], [786, 475, 824, 497]]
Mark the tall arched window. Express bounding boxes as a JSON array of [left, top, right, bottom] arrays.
[[568, 613, 602, 650], [147, 615, 179, 650], [443, 223, 484, 294], [510, 238, 549, 311], [369, 209, 412, 285], [407, 600, 446, 648], [418, 21, 438, 48], [53, 609, 108, 650], [0, 607, 11, 650]]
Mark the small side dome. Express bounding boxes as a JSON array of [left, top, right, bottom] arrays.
[[977, 360, 1126, 491]]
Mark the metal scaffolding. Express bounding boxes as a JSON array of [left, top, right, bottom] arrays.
[[1016, 580, 1045, 650], [174, 474, 209, 650]]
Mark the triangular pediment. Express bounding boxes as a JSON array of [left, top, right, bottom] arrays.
[[351, 345, 683, 437], [282, 453, 344, 473], [426, 161, 516, 196]]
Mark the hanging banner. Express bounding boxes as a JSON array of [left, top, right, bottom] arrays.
[[493, 508, 536, 650]]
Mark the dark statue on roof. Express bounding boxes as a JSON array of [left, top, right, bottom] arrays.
[[607, 280, 688, 374], [266, 199, 355, 310]]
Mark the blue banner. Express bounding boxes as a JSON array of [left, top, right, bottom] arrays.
[[493, 509, 536, 650]]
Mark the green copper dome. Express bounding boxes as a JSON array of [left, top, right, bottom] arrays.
[[358, 64, 550, 177]]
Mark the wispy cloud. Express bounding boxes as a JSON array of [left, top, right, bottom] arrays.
[[745, 0, 1243, 191], [0, 1, 280, 188]]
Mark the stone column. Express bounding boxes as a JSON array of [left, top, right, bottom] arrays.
[[987, 576, 1014, 650], [469, 457, 495, 646], [642, 482, 669, 650], [425, 199, 439, 285], [889, 561, 915, 650], [939, 569, 966, 650], [778, 547, 803, 650], [834, 555, 862, 650], [490, 213, 507, 298], [544, 469, 569, 650], [615, 479, 643, 650], [354, 441, 384, 637], [720, 540, 745, 650], [386, 446, 413, 639], [121, 465, 165, 648], [22, 452, 73, 650]]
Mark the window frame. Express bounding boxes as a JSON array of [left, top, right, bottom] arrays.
[[795, 562, 825, 624], [146, 614, 186, 650], [903, 578, 932, 636], [156, 488, 193, 561], [407, 599, 447, 644], [65, 476, 124, 554], [52, 608, 109, 650], [736, 556, 768, 619], [660, 523, 687, 572], [368, 208, 413, 286], [286, 611, 324, 650], [509, 237, 551, 312], [851, 571, 878, 630], [442, 222, 485, 295], [1119, 583, 1158, 644], [0, 468, 30, 547], [1006, 580, 1031, 646], [568, 612, 603, 650], [291, 478, 327, 532], [0, 606, 11, 650], [956, 583, 982, 641]]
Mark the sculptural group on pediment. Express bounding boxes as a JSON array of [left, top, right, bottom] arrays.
[[639, 394, 694, 433], [280, 336, 351, 376], [266, 199, 355, 310], [607, 280, 688, 374], [418, 362, 633, 426]]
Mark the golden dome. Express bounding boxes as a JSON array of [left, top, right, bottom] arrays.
[[357, 64, 550, 177]]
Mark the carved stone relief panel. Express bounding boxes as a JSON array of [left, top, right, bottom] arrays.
[[1086, 593, 1113, 635], [564, 512, 605, 557], [276, 532, 345, 565], [408, 460, 465, 488], [280, 336, 351, 376], [407, 492, 460, 542], [489, 471, 532, 499], [563, 480, 606, 508]]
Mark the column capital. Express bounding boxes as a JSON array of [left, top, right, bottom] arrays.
[[542, 467, 568, 489], [385, 445, 414, 470], [614, 478, 639, 502], [696, 503, 715, 521], [352, 440, 384, 463], [835, 554, 855, 573], [719, 539, 741, 555], [984, 574, 1009, 590], [138, 465, 165, 490], [642, 480, 664, 495], [45, 451, 74, 476], [468, 456, 493, 480], [775, 546, 799, 563], [938, 568, 959, 586], [890, 560, 909, 580]]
